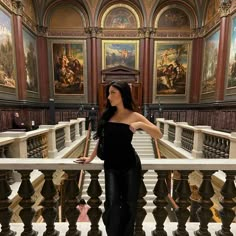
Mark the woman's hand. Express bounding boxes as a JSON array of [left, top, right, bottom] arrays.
[[129, 121, 141, 133], [77, 156, 93, 164]]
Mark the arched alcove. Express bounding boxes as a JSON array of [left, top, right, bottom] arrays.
[[99, 3, 142, 28], [154, 4, 196, 29]]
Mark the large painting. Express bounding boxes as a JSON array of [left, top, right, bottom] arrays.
[[52, 42, 85, 95], [0, 8, 15, 88], [201, 30, 220, 94], [102, 40, 139, 69], [153, 41, 189, 95], [227, 16, 236, 88], [23, 28, 38, 92]]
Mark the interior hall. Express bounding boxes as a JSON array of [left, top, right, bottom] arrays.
[[0, 1, 236, 235], [0, 0, 235, 132]]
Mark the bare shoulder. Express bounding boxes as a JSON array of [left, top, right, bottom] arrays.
[[131, 112, 147, 121]]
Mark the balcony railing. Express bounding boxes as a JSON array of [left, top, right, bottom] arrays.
[[156, 118, 236, 159], [0, 117, 236, 235], [0, 159, 236, 236]]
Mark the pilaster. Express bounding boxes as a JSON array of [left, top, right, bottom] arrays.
[[12, 0, 26, 100], [36, 25, 50, 103], [215, 0, 232, 101], [189, 28, 204, 103], [85, 27, 102, 103], [138, 27, 156, 104]]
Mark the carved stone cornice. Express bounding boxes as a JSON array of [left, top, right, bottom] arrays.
[[219, 0, 232, 17], [138, 27, 156, 38], [11, 0, 23, 16], [85, 27, 102, 38], [191, 27, 204, 38], [36, 25, 48, 36]]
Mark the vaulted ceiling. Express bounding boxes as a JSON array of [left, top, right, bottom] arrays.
[[29, 0, 212, 28]]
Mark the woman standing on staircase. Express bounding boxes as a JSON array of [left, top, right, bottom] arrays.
[[79, 80, 162, 236]]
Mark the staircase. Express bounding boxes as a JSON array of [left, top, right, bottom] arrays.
[[80, 131, 157, 221]]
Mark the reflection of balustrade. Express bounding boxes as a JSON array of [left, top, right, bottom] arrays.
[[0, 159, 235, 235]]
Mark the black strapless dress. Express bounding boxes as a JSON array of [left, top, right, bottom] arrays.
[[103, 122, 138, 170]]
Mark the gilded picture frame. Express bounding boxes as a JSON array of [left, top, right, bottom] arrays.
[[51, 40, 86, 95], [153, 41, 190, 96], [23, 27, 39, 93], [227, 16, 236, 89], [0, 7, 16, 90], [201, 30, 220, 95], [102, 40, 139, 69]]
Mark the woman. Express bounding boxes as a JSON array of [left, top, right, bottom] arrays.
[[79, 81, 162, 236]]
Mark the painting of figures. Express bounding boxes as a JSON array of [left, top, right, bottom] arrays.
[[0, 8, 15, 88], [227, 17, 236, 88], [154, 42, 189, 95], [102, 40, 139, 69], [201, 30, 220, 94], [23, 28, 38, 92], [52, 42, 85, 95]]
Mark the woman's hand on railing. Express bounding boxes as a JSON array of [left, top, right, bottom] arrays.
[[76, 156, 93, 164]]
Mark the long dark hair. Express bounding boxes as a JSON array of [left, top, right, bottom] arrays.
[[94, 80, 136, 139]]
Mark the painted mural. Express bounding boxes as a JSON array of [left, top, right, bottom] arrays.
[[102, 40, 139, 69], [104, 7, 137, 28], [52, 42, 85, 95], [0, 8, 15, 88], [201, 30, 220, 94], [205, 0, 220, 24], [227, 16, 236, 88], [154, 42, 189, 95], [158, 8, 190, 28], [23, 28, 38, 92]]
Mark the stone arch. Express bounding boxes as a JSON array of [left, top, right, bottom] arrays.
[[98, 3, 142, 28], [43, 0, 89, 29], [153, 2, 197, 30]]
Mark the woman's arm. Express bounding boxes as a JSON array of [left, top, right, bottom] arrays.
[[129, 112, 163, 140], [79, 140, 99, 164]]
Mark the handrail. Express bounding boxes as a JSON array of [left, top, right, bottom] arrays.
[[78, 122, 92, 191], [83, 122, 92, 157], [153, 138, 161, 159]]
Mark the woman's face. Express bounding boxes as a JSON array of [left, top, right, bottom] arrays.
[[108, 85, 122, 107]]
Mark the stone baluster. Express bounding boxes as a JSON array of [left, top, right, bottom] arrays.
[[135, 170, 147, 236], [64, 170, 80, 236], [152, 170, 169, 236], [224, 139, 229, 159], [216, 170, 236, 236], [211, 136, 217, 157], [220, 139, 226, 159], [203, 134, 209, 158], [208, 136, 213, 158], [173, 170, 192, 236], [0, 170, 16, 236], [17, 170, 37, 236], [215, 137, 221, 158], [86, 170, 102, 236], [40, 170, 59, 236], [194, 170, 215, 236]]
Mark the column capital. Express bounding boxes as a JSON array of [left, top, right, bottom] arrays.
[[192, 27, 204, 38], [219, 0, 232, 17], [36, 25, 48, 36], [12, 0, 24, 16], [85, 27, 102, 37], [138, 27, 156, 38]]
